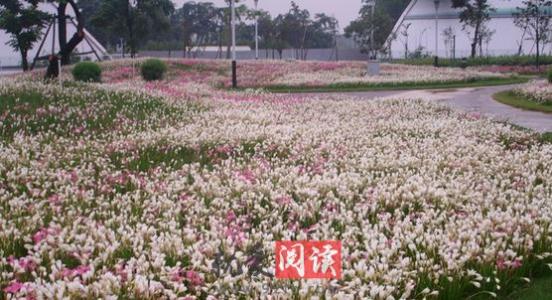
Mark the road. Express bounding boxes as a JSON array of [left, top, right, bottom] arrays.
[[301, 85, 552, 132]]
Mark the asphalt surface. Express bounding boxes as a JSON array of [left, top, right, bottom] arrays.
[[301, 84, 552, 133]]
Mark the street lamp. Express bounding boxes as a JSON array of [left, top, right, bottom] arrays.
[[434, 0, 440, 67], [254, 0, 259, 60], [231, 0, 237, 88], [365, 0, 376, 59], [365, 0, 379, 76]]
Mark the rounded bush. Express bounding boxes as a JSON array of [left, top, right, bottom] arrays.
[[548, 68, 552, 84], [141, 59, 167, 81], [72, 62, 102, 82]]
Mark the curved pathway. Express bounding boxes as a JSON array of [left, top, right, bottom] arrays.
[[302, 85, 552, 132]]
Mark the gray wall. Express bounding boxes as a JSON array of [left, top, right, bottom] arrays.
[[138, 48, 371, 61]]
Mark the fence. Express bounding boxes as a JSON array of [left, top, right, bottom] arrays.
[[138, 48, 371, 61]]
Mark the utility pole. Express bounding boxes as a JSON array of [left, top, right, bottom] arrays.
[[434, 0, 440, 67], [364, 0, 376, 59], [370, 1, 375, 59], [254, 0, 259, 60], [231, 0, 237, 88]]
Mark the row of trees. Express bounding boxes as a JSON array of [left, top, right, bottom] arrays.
[[0, 0, 340, 69], [82, 0, 338, 60]]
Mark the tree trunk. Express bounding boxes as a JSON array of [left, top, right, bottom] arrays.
[[125, 1, 136, 58], [536, 15, 540, 71], [20, 49, 29, 71], [226, 10, 231, 59], [470, 22, 481, 58], [517, 25, 528, 55], [58, 3, 70, 65]]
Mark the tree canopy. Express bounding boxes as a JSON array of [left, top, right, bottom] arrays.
[[0, 0, 50, 70]]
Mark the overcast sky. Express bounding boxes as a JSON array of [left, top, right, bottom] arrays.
[[172, 0, 363, 31]]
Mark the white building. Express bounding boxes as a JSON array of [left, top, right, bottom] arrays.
[[0, 3, 109, 68], [387, 0, 552, 59]]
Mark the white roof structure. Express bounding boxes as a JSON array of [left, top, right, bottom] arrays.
[[387, 0, 552, 59], [0, 3, 109, 68]]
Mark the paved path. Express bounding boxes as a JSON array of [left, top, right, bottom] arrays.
[[303, 85, 552, 132]]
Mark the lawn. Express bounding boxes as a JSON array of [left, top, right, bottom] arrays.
[[1, 59, 552, 299], [264, 76, 529, 93], [493, 90, 552, 113]]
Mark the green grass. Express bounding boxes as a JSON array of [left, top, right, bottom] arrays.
[[391, 55, 552, 68], [262, 77, 530, 93], [0, 84, 198, 141], [509, 276, 552, 300], [511, 277, 552, 300], [493, 91, 552, 113], [109, 139, 264, 172], [540, 132, 552, 144]]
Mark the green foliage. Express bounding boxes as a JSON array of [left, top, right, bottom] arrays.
[[548, 68, 552, 83], [0, 0, 51, 70], [0, 84, 188, 141], [345, 0, 410, 55], [451, 0, 495, 58], [393, 55, 552, 68], [540, 132, 552, 144], [91, 0, 174, 57], [514, 0, 552, 62], [72, 62, 102, 82], [141, 59, 167, 81]]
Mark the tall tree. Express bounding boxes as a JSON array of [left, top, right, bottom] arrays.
[[92, 0, 174, 57], [278, 1, 311, 59], [514, 0, 552, 70], [345, 1, 393, 57], [451, 0, 495, 58], [0, 0, 50, 71], [172, 2, 218, 57]]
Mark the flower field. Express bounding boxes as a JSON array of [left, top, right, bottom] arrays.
[[92, 58, 509, 89], [1, 59, 552, 299], [514, 80, 552, 104]]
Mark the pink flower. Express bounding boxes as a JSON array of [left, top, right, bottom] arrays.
[[512, 259, 523, 269], [73, 265, 91, 276], [226, 210, 236, 223], [224, 225, 246, 245], [60, 265, 91, 278], [70, 170, 79, 183], [115, 264, 128, 282], [48, 194, 62, 206], [185, 270, 204, 286], [170, 268, 185, 282], [237, 169, 256, 184], [3, 281, 24, 294], [276, 196, 292, 205], [32, 228, 49, 244], [73, 126, 85, 134], [179, 193, 190, 202], [496, 257, 506, 270], [17, 257, 37, 272]]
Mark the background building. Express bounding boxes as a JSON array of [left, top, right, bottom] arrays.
[[387, 0, 552, 59]]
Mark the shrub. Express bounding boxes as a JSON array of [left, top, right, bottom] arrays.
[[548, 68, 552, 84], [141, 59, 167, 81], [72, 62, 101, 82]]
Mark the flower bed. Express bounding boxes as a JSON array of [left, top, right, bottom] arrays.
[[93, 58, 510, 89], [514, 80, 552, 104], [1, 62, 552, 299]]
